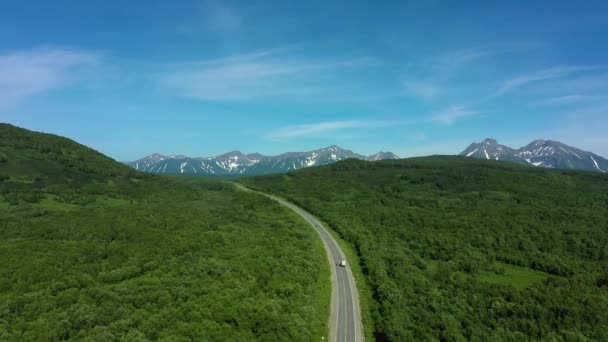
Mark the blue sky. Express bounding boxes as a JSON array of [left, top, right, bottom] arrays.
[[1, 0, 607, 160]]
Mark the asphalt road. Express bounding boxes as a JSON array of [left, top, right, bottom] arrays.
[[235, 184, 363, 341]]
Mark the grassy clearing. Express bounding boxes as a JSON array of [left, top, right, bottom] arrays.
[[7, 176, 34, 184], [479, 262, 549, 290], [94, 196, 131, 207], [34, 194, 79, 211], [0, 198, 8, 209], [428, 258, 549, 290]]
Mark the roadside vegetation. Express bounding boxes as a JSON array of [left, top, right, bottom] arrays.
[[0, 124, 329, 341], [242, 157, 608, 340]]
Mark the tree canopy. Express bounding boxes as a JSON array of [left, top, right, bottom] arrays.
[[0, 124, 330, 340], [242, 157, 608, 340]]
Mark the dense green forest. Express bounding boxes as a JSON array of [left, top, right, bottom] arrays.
[[0, 124, 330, 340], [242, 157, 608, 341]]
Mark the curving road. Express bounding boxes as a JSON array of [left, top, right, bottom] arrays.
[[235, 183, 363, 342]]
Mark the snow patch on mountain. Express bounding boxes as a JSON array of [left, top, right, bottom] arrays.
[[590, 155, 606, 173], [466, 148, 478, 157]]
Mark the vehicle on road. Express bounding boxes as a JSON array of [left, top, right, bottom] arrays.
[[337, 259, 346, 267]]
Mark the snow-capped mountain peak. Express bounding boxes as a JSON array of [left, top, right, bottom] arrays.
[[130, 153, 185, 171], [460, 139, 519, 162], [368, 152, 399, 161], [460, 138, 608, 173]]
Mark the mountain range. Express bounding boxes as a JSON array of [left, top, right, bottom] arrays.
[[125, 139, 608, 176], [460, 138, 608, 173], [125, 146, 399, 176]]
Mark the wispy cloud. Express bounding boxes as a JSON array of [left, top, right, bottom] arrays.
[[203, 0, 242, 34], [527, 72, 608, 96], [177, 0, 244, 37], [437, 48, 495, 67], [494, 66, 599, 97], [400, 47, 495, 105], [405, 81, 438, 100], [161, 47, 375, 101], [564, 101, 608, 120], [0, 48, 100, 107], [431, 106, 480, 125], [535, 94, 592, 106], [269, 120, 396, 139]]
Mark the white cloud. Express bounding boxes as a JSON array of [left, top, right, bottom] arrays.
[[269, 120, 396, 139], [161, 47, 374, 101], [0, 48, 100, 107], [405, 81, 438, 100], [494, 66, 599, 97], [431, 106, 480, 125]]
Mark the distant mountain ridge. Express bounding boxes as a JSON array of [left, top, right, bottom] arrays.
[[460, 138, 608, 173], [125, 145, 400, 175]]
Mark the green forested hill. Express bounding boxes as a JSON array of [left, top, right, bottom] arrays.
[[242, 157, 608, 340], [0, 124, 329, 340], [0, 123, 139, 183]]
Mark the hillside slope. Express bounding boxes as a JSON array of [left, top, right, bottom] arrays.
[[0, 124, 330, 340], [0, 123, 141, 185], [242, 157, 608, 340]]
